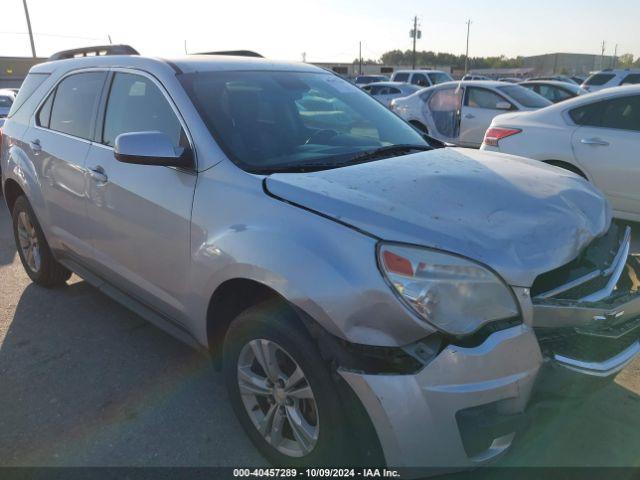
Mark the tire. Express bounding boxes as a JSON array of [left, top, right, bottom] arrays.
[[11, 195, 71, 287], [223, 302, 376, 466]]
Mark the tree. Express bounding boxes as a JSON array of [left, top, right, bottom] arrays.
[[618, 53, 635, 68]]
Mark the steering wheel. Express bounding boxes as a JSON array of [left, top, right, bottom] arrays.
[[304, 129, 339, 145]]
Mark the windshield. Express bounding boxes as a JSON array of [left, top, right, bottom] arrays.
[[428, 72, 453, 85], [497, 85, 552, 108], [179, 71, 428, 173]]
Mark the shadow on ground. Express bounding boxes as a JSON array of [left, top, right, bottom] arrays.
[[0, 279, 264, 467]]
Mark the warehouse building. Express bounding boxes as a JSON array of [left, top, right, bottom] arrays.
[[0, 56, 46, 89], [523, 53, 618, 76]]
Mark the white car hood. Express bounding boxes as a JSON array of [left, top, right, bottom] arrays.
[[265, 148, 611, 286]]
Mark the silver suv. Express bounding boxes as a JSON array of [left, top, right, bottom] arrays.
[[2, 46, 640, 471]]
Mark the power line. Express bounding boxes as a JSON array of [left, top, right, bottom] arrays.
[[464, 19, 472, 74]]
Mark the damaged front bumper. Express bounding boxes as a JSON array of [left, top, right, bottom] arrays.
[[339, 325, 542, 469], [532, 225, 640, 380]]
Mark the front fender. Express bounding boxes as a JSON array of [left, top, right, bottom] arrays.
[[186, 166, 436, 348]]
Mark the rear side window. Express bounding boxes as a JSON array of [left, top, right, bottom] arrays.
[[102, 73, 185, 148], [7, 72, 49, 117], [570, 95, 640, 132], [428, 72, 452, 85], [621, 74, 640, 85], [585, 73, 615, 86], [49, 72, 107, 140], [393, 73, 409, 82], [37, 93, 54, 127]]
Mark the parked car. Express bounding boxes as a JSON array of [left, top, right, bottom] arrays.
[[461, 74, 490, 81], [519, 80, 587, 103], [481, 85, 640, 221], [581, 69, 640, 93], [360, 81, 421, 106], [3, 46, 640, 471], [498, 77, 523, 83], [354, 75, 389, 86], [528, 75, 578, 85], [0, 89, 15, 118], [571, 75, 587, 85], [390, 69, 453, 87], [391, 80, 552, 147]]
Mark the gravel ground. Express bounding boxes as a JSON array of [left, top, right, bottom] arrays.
[[1, 197, 640, 471]]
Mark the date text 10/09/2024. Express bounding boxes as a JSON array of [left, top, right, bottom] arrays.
[[233, 468, 401, 478]]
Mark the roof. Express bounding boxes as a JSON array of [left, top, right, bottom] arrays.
[[393, 69, 448, 74], [363, 81, 418, 88], [520, 79, 584, 90], [30, 54, 324, 75]]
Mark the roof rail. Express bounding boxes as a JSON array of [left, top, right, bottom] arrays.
[[49, 44, 139, 61], [194, 50, 263, 58]]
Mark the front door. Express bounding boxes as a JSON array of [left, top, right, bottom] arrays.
[[459, 87, 513, 148], [85, 71, 197, 323]]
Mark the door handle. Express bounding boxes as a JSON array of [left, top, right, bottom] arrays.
[[580, 138, 610, 146], [464, 114, 475, 119], [88, 166, 108, 183], [29, 139, 41, 153]]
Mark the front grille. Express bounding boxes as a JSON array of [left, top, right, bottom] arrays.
[[531, 223, 633, 302]]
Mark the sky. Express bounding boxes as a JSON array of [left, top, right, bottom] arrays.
[[2, 0, 639, 62]]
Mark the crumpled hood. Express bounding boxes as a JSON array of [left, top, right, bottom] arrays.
[[265, 148, 611, 286]]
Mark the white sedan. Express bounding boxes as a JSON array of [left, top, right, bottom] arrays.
[[360, 81, 422, 107], [481, 85, 640, 221], [390, 80, 551, 148]]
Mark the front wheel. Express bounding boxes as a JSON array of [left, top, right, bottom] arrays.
[[223, 303, 374, 466]]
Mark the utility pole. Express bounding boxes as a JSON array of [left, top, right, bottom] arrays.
[[108, 34, 113, 45], [359, 41, 362, 75], [600, 40, 606, 69], [302, 52, 306, 63], [613, 44, 618, 68], [464, 19, 472, 74], [184, 40, 188, 55], [22, 0, 36, 58], [410, 16, 421, 70]]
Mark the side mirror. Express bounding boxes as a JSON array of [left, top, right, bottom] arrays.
[[114, 131, 193, 168], [495, 101, 513, 110]]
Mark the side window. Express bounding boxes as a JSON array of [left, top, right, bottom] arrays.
[[570, 101, 604, 126], [621, 74, 640, 86], [393, 73, 409, 82], [102, 73, 185, 148], [8, 72, 49, 117], [600, 96, 640, 131], [361, 85, 372, 93], [465, 87, 510, 109], [411, 73, 429, 87], [388, 87, 401, 94], [36, 92, 54, 128], [0, 95, 12, 108], [49, 72, 107, 140]]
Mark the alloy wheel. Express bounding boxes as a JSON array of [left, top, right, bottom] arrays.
[[17, 211, 41, 273], [237, 339, 319, 457]]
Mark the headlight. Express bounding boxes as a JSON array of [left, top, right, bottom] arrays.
[[378, 243, 520, 336]]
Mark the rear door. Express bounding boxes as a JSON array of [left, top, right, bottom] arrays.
[[24, 71, 107, 261], [84, 70, 197, 322], [459, 87, 514, 147], [570, 94, 640, 217]]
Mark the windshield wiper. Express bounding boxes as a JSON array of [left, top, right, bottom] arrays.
[[344, 144, 432, 164], [253, 144, 433, 174]]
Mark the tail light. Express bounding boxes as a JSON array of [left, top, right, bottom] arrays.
[[483, 127, 521, 147]]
